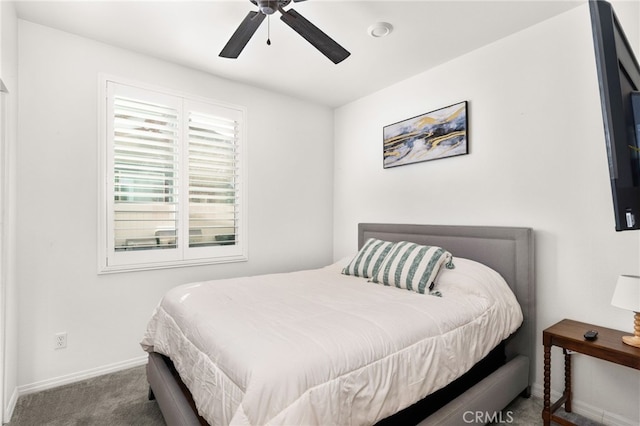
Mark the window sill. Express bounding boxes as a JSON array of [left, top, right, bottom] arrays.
[[98, 254, 248, 275]]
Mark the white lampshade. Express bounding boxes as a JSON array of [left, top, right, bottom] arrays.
[[611, 275, 640, 312]]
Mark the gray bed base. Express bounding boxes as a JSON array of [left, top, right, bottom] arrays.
[[146, 223, 535, 425]]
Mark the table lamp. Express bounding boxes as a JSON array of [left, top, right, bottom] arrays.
[[611, 275, 640, 348]]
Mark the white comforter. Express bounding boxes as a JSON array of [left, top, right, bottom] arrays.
[[140, 257, 523, 426]]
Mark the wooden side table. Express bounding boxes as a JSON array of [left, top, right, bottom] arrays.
[[542, 319, 640, 426]]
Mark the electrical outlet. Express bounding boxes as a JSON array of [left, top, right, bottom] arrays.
[[54, 332, 67, 350]]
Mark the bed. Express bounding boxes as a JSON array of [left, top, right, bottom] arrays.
[[141, 223, 535, 425]]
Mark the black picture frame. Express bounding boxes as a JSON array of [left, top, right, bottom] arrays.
[[383, 101, 468, 168]]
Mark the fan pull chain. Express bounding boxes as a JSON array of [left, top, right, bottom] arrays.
[[266, 16, 271, 46]]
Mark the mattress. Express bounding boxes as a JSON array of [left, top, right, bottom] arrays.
[[140, 257, 523, 426]]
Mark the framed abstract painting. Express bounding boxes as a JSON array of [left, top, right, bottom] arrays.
[[383, 101, 468, 168]]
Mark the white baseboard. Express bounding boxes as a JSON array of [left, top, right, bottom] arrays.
[[16, 355, 148, 397], [3, 386, 18, 424], [531, 383, 638, 426]]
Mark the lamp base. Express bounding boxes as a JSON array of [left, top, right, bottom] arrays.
[[622, 335, 640, 348], [622, 311, 640, 348]]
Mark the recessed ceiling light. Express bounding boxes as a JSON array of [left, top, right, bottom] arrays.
[[368, 22, 393, 38]]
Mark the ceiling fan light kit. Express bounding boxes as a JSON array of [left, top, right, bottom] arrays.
[[220, 0, 351, 64]]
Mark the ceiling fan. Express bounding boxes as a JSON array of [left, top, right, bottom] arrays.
[[219, 0, 350, 64]]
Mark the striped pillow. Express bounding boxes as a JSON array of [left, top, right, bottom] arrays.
[[370, 241, 454, 294], [342, 238, 395, 278]]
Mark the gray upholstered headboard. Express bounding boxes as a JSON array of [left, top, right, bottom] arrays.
[[358, 223, 535, 382]]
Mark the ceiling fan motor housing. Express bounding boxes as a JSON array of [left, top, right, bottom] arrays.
[[251, 0, 291, 15]]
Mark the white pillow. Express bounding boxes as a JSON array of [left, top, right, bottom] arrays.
[[433, 257, 523, 329]]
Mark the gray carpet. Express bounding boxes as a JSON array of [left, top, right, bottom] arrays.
[[7, 365, 603, 425], [7, 366, 165, 426], [490, 394, 604, 426]]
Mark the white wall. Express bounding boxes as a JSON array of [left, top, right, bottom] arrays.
[[11, 1, 640, 424], [16, 20, 334, 390], [1, 0, 19, 421], [333, 3, 640, 425]]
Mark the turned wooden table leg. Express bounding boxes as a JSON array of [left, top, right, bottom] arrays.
[[543, 344, 551, 425], [563, 349, 572, 413]]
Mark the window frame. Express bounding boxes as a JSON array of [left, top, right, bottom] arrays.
[[98, 75, 248, 274]]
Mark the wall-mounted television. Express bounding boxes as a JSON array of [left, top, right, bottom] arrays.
[[590, 0, 640, 231]]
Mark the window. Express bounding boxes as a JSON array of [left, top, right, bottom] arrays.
[[99, 78, 247, 273]]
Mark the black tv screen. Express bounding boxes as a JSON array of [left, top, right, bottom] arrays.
[[590, 0, 640, 231]]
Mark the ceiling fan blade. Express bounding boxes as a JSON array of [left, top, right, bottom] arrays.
[[279, 8, 350, 64], [219, 11, 266, 59]]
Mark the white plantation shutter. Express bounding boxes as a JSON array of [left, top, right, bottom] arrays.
[[187, 108, 240, 249], [101, 79, 247, 273], [113, 95, 180, 252]]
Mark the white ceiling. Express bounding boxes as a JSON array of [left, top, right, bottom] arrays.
[[13, 0, 584, 107]]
